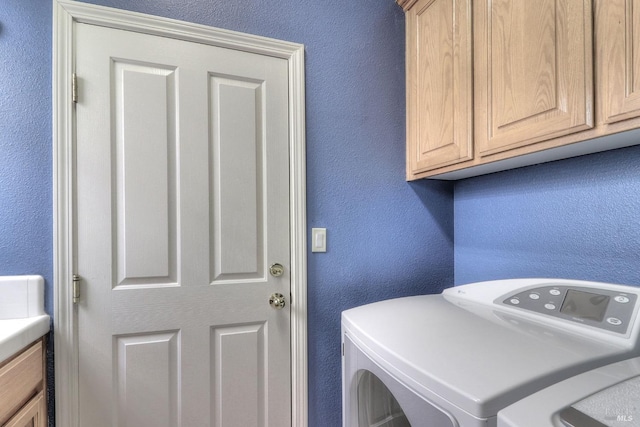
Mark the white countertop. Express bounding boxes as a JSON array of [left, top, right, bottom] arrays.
[[0, 315, 50, 362]]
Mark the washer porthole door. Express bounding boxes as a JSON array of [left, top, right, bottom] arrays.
[[357, 370, 411, 427]]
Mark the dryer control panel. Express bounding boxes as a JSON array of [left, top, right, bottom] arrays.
[[499, 285, 637, 334], [443, 279, 640, 347]]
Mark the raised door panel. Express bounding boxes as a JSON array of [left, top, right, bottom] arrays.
[[475, 0, 593, 157], [597, 0, 640, 124], [406, 0, 472, 178]]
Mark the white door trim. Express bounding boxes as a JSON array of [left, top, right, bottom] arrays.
[[52, 1, 307, 426]]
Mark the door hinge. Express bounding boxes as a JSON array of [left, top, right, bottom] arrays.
[[72, 73, 78, 104], [72, 274, 81, 303]]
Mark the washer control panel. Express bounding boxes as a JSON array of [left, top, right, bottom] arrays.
[[500, 285, 638, 334]]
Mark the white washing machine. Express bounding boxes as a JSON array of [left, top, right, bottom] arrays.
[[498, 356, 640, 427], [342, 279, 640, 427]]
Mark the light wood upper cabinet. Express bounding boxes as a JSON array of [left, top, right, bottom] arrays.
[[403, 0, 473, 177], [475, 0, 593, 156], [401, 0, 640, 180], [597, 0, 640, 124]]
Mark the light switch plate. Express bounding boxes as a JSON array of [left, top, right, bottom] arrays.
[[311, 228, 327, 253]]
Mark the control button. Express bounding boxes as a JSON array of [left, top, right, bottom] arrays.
[[549, 289, 561, 296], [510, 298, 520, 305], [614, 295, 630, 304], [529, 293, 540, 300], [607, 317, 623, 326], [544, 303, 556, 310]]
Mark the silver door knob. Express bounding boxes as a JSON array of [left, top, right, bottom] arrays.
[[269, 293, 286, 309], [269, 263, 284, 277]]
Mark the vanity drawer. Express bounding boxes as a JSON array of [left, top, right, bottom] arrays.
[[0, 340, 43, 425]]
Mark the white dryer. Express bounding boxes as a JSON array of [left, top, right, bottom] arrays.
[[342, 279, 640, 427]]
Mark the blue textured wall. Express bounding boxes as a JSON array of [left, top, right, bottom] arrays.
[[0, 1, 52, 311], [0, 1, 54, 422], [455, 145, 640, 287], [1, 1, 454, 426]]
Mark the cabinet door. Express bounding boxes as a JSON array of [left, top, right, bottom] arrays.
[[475, 0, 593, 157], [597, 0, 640, 124], [4, 392, 46, 427], [405, 0, 473, 177], [0, 341, 43, 426]]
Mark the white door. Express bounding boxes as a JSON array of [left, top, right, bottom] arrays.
[[74, 22, 291, 427]]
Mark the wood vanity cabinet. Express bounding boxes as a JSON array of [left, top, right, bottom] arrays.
[[0, 340, 46, 427], [401, 0, 640, 180]]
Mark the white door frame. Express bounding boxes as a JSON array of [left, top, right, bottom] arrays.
[[52, 1, 308, 426]]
